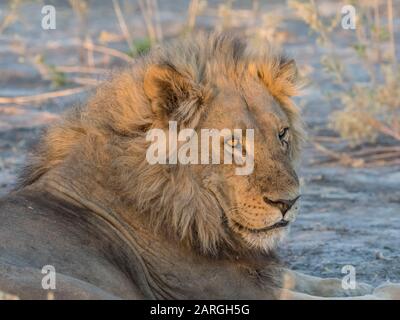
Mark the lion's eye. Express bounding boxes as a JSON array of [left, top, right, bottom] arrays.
[[279, 127, 289, 144], [226, 137, 240, 148]]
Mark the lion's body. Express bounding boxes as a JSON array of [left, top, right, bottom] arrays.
[[0, 187, 145, 299], [0, 33, 399, 299], [0, 184, 280, 299]]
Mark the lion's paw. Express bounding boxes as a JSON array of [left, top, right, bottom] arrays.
[[351, 282, 374, 296], [373, 282, 400, 300]]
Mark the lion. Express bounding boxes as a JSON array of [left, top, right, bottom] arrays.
[[0, 33, 399, 299]]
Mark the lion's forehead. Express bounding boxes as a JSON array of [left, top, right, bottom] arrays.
[[202, 87, 290, 133]]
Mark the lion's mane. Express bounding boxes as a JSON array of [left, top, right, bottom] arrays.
[[19, 33, 304, 255]]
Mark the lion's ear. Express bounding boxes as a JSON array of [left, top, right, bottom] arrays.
[[143, 64, 197, 121], [250, 57, 300, 104]]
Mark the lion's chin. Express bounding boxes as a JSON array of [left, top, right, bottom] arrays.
[[229, 218, 290, 252], [241, 228, 288, 252]]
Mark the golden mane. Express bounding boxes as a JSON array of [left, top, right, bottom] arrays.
[[19, 33, 304, 254]]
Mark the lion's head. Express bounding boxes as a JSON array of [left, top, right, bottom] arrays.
[[20, 33, 304, 257]]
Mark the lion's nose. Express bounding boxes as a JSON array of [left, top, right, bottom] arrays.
[[263, 195, 300, 216]]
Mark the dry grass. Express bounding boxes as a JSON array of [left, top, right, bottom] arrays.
[[290, 0, 400, 166], [0, 0, 286, 106], [0, 0, 399, 166]]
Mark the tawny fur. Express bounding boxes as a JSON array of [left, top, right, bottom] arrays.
[[19, 33, 304, 255]]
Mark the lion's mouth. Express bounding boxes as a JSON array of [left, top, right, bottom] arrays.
[[231, 219, 289, 234]]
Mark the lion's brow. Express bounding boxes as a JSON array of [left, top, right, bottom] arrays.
[[240, 94, 251, 111]]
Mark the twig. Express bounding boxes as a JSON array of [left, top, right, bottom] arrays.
[[0, 86, 91, 105], [0, 0, 21, 35], [82, 41, 134, 63], [311, 139, 400, 168], [348, 146, 400, 157], [69, 0, 89, 64], [112, 0, 135, 53], [363, 151, 400, 162], [313, 135, 342, 143], [85, 35, 95, 68], [311, 141, 363, 167], [186, 0, 200, 31], [387, 0, 396, 64], [365, 159, 400, 167], [55, 66, 108, 74], [29, 57, 101, 87], [68, 77, 101, 86], [138, 0, 158, 44], [366, 116, 400, 141], [152, 0, 163, 41], [373, 0, 382, 63]]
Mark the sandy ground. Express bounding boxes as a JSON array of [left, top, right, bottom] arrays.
[[0, 0, 399, 287]]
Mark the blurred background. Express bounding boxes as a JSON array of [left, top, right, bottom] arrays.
[[0, 0, 399, 285]]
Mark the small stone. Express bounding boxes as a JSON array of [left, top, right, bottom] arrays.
[[375, 251, 387, 260]]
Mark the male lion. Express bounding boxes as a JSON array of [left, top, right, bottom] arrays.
[[0, 33, 399, 299]]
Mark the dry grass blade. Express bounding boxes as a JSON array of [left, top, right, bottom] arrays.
[[387, 0, 396, 64], [186, 0, 200, 31], [82, 41, 134, 63], [366, 116, 400, 141], [0, 0, 21, 34], [0, 86, 91, 105], [364, 150, 400, 161], [112, 0, 135, 53], [55, 66, 108, 74], [348, 146, 400, 157], [311, 140, 364, 167], [138, 0, 159, 44], [313, 136, 342, 143], [311, 141, 400, 168], [68, 77, 101, 86]]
